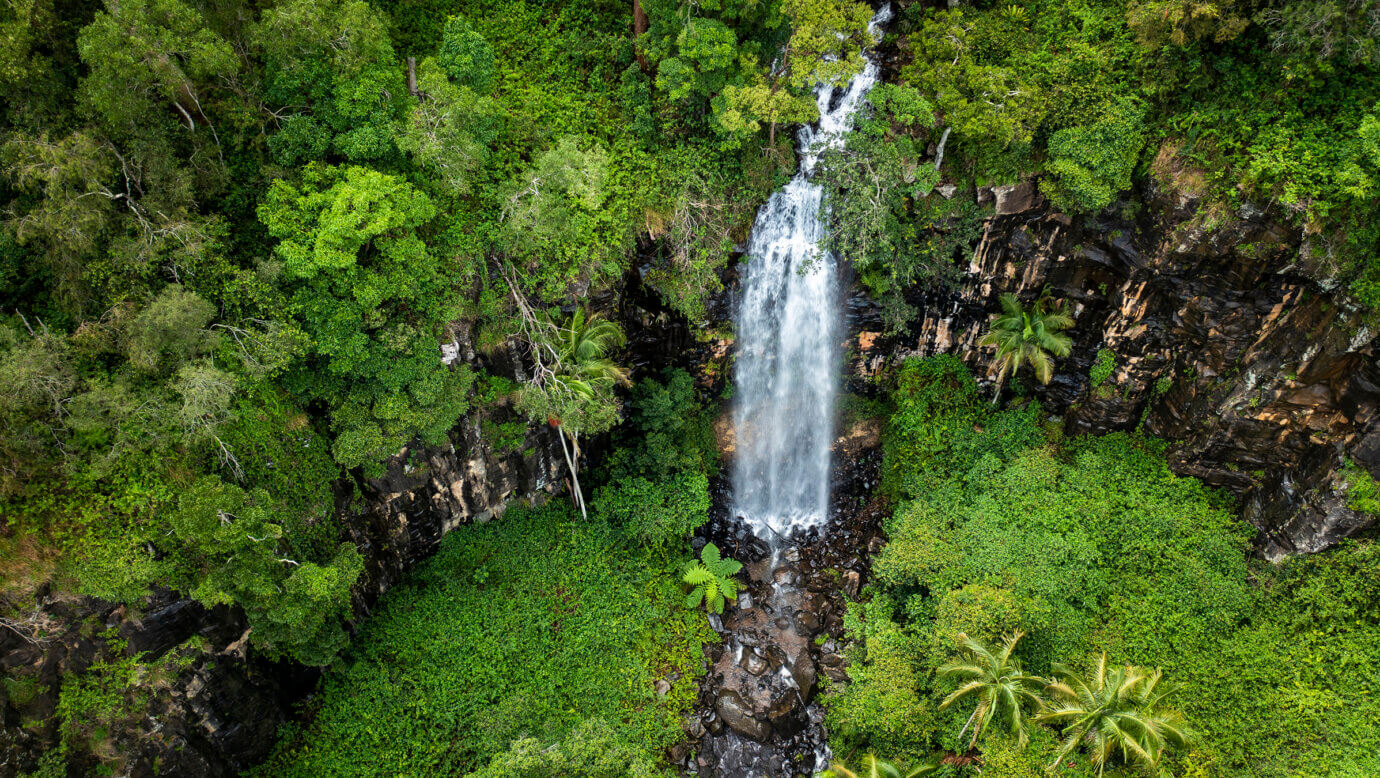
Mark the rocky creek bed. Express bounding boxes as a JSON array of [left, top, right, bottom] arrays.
[[680, 440, 886, 777]]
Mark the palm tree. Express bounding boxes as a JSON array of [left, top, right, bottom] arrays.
[[552, 308, 629, 396], [829, 754, 935, 778], [547, 308, 628, 519], [937, 630, 1045, 748], [1035, 654, 1192, 776], [978, 293, 1073, 401]]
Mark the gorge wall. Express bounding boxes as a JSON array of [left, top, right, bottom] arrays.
[[0, 336, 565, 777], [848, 158, 1380, 560], [6, 161, 1379, 777]]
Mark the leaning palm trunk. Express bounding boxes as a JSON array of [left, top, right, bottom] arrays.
[[990, 366, 1008, 405], [955, 703, 982, 746]]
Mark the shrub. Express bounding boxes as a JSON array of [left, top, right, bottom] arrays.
[[824, 596, 936, 764], [1041, 100, 1147, 213], [257, 502, 712, 776], [593, 471, 710, 550]]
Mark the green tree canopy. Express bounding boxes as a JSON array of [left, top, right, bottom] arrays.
[[174, 476, 363, 665], [437, 15, 496, 92], [258, 163, 470, 469], [1041, 99, 1147, 213]]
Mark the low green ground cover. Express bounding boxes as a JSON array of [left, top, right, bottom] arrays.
[[257, 500, 713, 777], [826, 356, 1380, 776]]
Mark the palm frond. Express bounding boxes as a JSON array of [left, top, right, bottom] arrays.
[[998, 292, 1024, 318], [939, 679, 988, 709], [1029, 347, 1054, 384]]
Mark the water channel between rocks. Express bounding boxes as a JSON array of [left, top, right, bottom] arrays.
[[684, 7, 892, 776]]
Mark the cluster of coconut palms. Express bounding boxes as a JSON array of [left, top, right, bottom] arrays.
[[831, 630, 1191, 778]]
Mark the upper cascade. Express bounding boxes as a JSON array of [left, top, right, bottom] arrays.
[[731, 4, 892, 542]]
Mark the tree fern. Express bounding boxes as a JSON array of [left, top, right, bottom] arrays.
[[682, 542, 742, 614]]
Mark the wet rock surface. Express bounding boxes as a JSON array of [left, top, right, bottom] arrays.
[[849, 170, 1379, 556], [683, 446, 886, 777]]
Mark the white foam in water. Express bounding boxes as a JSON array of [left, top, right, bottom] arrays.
[[732, 4, 892, 542]]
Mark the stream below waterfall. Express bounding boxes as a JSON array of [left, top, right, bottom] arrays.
[[683, 7, 892, 776]]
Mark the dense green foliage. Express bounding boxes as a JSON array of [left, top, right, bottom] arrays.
[[0, 1, 841, 770], [594, 368, 720, 548], [820, 0, 1380, 328], [827, 753, 934, 778], [828, 356, 1380, 775], [0, 0, 824, 671], [255, 500, 714, 776]]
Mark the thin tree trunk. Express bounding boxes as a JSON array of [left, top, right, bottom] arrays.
[[956, 705, 980, 744], [768, 73, 782, 148], [633, 0, 650, 72], [407, 57, 418, 96], [556, 426, 586, 519]]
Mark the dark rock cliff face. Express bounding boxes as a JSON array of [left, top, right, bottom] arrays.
[[848, 167, 1380, 559], [0, 340, 564, 777], [6, 161, 1377, 774]]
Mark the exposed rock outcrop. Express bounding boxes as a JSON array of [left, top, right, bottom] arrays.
[[0, 340, 565, 777], [850, 163, 1379, 557]]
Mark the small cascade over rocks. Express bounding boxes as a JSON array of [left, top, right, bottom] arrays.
[[686, 7, 892, 776], [684, 448, 886, 777]]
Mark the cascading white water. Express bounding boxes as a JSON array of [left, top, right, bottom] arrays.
[[732, 5, 892, 542]]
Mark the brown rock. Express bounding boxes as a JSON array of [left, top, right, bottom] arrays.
[[841, 570, 861, 598], [715, 690, 771, 742], [994, 181, 1040, 215]]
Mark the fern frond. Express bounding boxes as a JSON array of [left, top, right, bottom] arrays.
[[701, 542, 721, 566], [683, 565, 715, 586], [717, 558, 743, 576], [719, 578, 738, 601]]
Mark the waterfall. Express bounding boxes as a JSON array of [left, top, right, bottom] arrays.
[[732, 5, 892, 542]]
